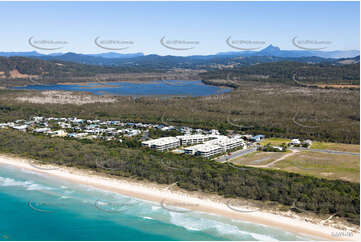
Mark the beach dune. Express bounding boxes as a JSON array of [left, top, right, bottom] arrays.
[[0, 154, 359, 241]]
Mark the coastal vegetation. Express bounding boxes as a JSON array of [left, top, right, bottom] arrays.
[[0, 128, 359, 225]]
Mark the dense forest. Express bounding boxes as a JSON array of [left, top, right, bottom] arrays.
[[201, 61, 360, 86], [0, 56, 140, 77], [0, 56, 359, 89], [0, 128, 359, 224]]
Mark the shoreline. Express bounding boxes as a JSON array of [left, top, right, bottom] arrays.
[[0, 154, 359, 241], [56, 80, 199, 85]]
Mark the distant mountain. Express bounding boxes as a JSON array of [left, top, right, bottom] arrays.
[[0, 46, 358, 61], [217, 45, 360, 59], [0, 51, 44, 57], [0, 46, 359, 68], [0, 51, 144, 59], [335, 55, 360, 64], [88, 52, 144, 59], [18, 52, 354, 69]]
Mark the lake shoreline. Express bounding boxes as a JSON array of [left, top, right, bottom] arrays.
[[11, 80, 231, 97]]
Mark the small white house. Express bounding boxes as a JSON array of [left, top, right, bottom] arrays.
[[290, 139, 301, 145], [32, 116, 44, 122], [51, 130, 67, 137], [33, 128, 51, 133], [12, 125, 28, 132]]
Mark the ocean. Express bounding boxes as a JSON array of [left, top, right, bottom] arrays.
[[12, 80, 230, 97], [0, 163, 312, 241]]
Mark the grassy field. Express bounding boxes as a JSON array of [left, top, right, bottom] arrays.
[[273, 150, 360, 183], [311, 141, 360, 153], [260, 138, 291, 146], [260, 139, 360, 154], [231, 151, 289, 166]]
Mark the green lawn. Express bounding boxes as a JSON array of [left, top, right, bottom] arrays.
[[311, 141, 360, 153], [274, 150, 360, 183], [231, 151, 289, 166], [260, 138, 291, 146]]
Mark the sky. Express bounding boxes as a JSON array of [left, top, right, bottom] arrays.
[[0, 1, 359, 56]]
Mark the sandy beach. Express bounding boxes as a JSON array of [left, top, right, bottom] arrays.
[[0, 153, 359, 241]]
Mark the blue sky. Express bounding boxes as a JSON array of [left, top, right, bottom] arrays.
[[0, 1, 359, 56]]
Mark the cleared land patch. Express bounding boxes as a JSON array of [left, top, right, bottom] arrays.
[[273, 151, 360, 183], [311, 142, 360, 153], [260, 138, 291, 146], [13, 90, 117, 105], [231, 151, 288, 166]]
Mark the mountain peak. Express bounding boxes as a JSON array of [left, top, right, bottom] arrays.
[[261, 45, 281, 52]]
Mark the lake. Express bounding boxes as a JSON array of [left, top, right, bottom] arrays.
[[13, 80, 231, 97]]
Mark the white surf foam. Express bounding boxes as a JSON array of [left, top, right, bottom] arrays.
[[0, 175, 52, 191]]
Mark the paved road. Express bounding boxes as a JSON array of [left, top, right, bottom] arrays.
[[291, 147, 360, 156], [216, 147, 257, 163]]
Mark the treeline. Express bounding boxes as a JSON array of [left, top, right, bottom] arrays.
[[0, 56, 159, 79], [0, 128, 359, 224], [201, 61, 360, 85]]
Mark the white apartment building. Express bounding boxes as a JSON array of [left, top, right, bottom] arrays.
[[217, 138, 244, 151], [176, 134, 210, 146], [141, 137, 180, 151], [184, 137, 245, 158], [184, 144, 205, 155], [196, 144, 224, 158]]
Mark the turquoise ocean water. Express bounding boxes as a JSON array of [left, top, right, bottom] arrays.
[[0, 163, 313, 241]]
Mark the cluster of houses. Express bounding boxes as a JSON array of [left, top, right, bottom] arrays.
[[0, 116, 147, 141], [1, 116, 276, 159]]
